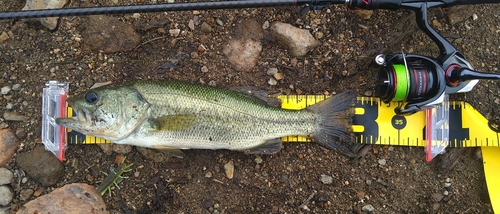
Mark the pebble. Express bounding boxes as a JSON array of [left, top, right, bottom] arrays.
[[18, 183, 108, 213], [201, 66, 209, 73], [20, 188, 34, 201], [354, 10, 373, 20], [254, 156, 263, 164], [0, 185, 13, 206], [270, 21, 320, 57], [364, 90, 372, 96], [200, 22, 212, 33], [0, 129, 21, 167], [216, 19, 224, 26], [22, 0, 68, 30], [320, 174, 333, 184], [273, 72, 284, 81], [361, 204, 375, 212], [444, 182, 452, 188], [12, 84, 21, 91], [266, 67, 278, 75], [188, 20, 195, 31], [1, 86, 10, 95], [262, 21, 270, 30], [0, 168, 13, 185], [169, 29, 181, 37], [3, 112, 29, 121], [268, 78, 278, 86], [5, 103, 13, 110], [446, 5, 474, 25], [224, 161, 234, 179], [378, 159, 387, 166], [0, 31, 9, 42], [16, 145, 65, 187], [431, 192, 444, 202], [205, 172, 212, 178]]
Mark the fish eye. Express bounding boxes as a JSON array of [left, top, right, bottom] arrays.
[[85, 91, 99, 104]]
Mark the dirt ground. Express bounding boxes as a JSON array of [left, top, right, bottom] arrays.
[[1, 1, 499, 213]]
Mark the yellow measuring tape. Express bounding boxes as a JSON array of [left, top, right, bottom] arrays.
[[67, 95, 499, 146], [65, 95, 500, 212]]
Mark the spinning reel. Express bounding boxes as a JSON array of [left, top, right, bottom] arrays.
[[347, 0, 500, 115]]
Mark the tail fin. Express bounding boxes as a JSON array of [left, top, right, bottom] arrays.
[[307, 90, 358, 157]]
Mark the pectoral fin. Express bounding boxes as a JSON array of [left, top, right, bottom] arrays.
[[244, 138, 283, 154], [150, 114, 197, 131]]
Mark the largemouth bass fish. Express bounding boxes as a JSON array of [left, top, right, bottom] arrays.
[[56, 80, 358, 156]]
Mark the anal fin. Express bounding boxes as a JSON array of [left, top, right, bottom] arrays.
[[244, 138, 283, 154], [152, 146, 185, 158]]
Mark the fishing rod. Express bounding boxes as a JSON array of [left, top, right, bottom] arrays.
[[1, 0, 500, 115]]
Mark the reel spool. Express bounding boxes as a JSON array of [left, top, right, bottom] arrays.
[[375, 54, 446, 115]]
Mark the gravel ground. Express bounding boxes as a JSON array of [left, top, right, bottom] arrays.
[[1, 1, 499, 213]]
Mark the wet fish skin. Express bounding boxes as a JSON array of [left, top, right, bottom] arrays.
[[56, 80, 357, 156]]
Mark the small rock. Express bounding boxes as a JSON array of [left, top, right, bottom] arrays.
[[22, 0, 69, 30], [266, 67, 278, 75], [188, 19, 195, 31], [432, 202, 440, 210], [364, 90, 373, 97], [378, 159, 387, 166], [270, 21, 320, 57], [262, 21, 270, 30], [268, 78, 278, 86], [273, 72, 284, 81], [254, 156, 263, 164], [17, 183, 108, 214], [446, 5, 474, 25], [79, 15, 141, 53], [444, 182, 452, 188], [0, 168, 13, 185], [3, 112, 29, 121], [169, 29, 181, 37], [200, 22, 212, 33], [0, 185, 13, 206], [20, 188, 34, 201], [0, 129, 21, 167], [216, 19, 224, 26], [5, 103, 13, 110], [431, 192, 444, 202], [224, 161, 234, 179], [353, 10, 373, 20], [362, 204, 375, 212], [320, 174, 333, 184], [12, 84, 21, 91], [16, 145, 65, 187], [16, 127, 28, 140], [0, 32, 9, 42], [1, 86, 11, 95], [205, 172, 212, 178], [201, 66, 209, 73]]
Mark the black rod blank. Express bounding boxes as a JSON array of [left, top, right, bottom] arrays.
[[0, 0, 345, 20]]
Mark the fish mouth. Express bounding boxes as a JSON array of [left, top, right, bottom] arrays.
[[69, 104, 94, 124]]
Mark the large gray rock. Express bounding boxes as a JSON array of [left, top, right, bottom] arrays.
[[16, 145, 64, 187], [0, 129, 20, 167], [79, 15, 141, 53], [270, 21, 320, 57], [17, 183, 108, 214], [22, 0, 69, 30]]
